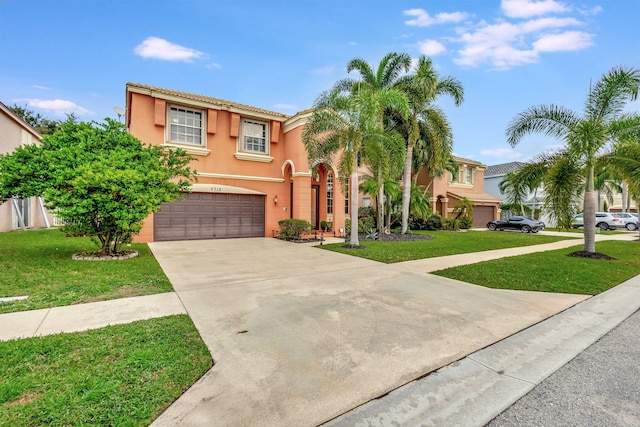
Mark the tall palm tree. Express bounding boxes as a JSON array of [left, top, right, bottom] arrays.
[[302, 80, 409, 247], [506, 66, 640, 253], [360, 127, 406, 234], [394, 56, 464, 233], [339, 53, 411, 235]]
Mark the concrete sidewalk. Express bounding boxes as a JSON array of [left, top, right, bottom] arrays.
[[0, 292, 186, 341]]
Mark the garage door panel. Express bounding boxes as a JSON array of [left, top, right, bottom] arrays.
[[154, 193, 265, 241], [473, 206, 494, 228]]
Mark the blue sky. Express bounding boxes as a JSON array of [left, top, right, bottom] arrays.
[[1, 0, 638, 165]]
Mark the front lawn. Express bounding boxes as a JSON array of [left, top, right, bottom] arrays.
[[433, 240, 640, 295], [0, 229, 172, 314], [319, 230, 576, 263], [0, 315, 212, 427]]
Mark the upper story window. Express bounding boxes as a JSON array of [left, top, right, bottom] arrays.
[[450, 166, 474, 185], [241, 119, 268, 154], [464, 167, 474, 184], [168, 106, 204, 146], [327, 172, 334, 214]]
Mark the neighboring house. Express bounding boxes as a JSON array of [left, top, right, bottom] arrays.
[[0, 101, 52, 232], [126, 83, 346, 242], [600, 183, 637, 213], [414, 156, 502, 228], [486, 161, 637, 217], [484, 161, 525, 200], [485, 161, 548, 218]]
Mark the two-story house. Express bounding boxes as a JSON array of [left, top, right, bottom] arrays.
[[126, 83, 346, 242], [415, 156, 502, 228], [0, 101, 52, 232]]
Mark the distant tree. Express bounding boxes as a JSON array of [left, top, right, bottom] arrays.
[[0, 118, 195, 255], [8, 104, 77, 135]]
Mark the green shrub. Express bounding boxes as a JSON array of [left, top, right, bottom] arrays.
[[320, 220, 332, 232], [426, 214, 443, 230], [409, 213, 442, 230], [278, 219, 313, 240], [345, 216, 376, 234], [442, 218, 461, 231], [459, 217, 473, 229]]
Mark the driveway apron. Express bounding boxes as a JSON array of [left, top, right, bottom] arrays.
[[149, 238, 587, 426]]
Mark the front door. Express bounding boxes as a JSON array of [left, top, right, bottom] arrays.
[[311, 185, 320, 229]]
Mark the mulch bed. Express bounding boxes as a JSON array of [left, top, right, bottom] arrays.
[[567, 251, 616, 260]]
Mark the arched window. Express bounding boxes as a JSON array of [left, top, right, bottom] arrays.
[[327, 171, 334, 214]]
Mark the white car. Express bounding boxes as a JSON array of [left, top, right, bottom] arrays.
[[571, 212, 625, 230], [612, 213, 638, 231]]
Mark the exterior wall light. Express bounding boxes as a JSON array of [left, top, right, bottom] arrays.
[[273, 195, 278, 205]]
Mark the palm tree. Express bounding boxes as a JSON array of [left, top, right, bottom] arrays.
[[499, 170, 529, 215], [394, 56, 464, 233], [499, 157, 548, 218], [302, 80, 409, 247], [340, 52, 412, 233], [506, 66, 640, 253]]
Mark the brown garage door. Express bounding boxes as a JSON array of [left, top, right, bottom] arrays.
[[473, 206, 494, 228], [154, 193, 265, 241]]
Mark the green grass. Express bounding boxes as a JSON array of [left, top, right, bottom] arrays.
[[434, 240, 640, 295], [0, 229, 173, 314], [319, 230, 577, 263], [0, 315, 212, 427]]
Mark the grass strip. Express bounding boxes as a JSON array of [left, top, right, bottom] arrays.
[[0, 229, 172, 314], [318, 230, 576, 263], [433, 240, 640, 295], [0, 315, 212, 427]]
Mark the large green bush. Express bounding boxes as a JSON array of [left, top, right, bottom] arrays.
[[278, 219, 313, 240], [409, 213, 442, 230]]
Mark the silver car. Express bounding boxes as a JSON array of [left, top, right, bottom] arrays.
[[571, 212, 625, 230], [612, 213, 638, 231]]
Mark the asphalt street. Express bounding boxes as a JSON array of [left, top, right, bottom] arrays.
[[487, 309, 640, 427]]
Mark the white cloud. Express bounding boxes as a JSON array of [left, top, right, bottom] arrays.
[[417, 39, 447, 56], [580, 5, 603, 16], [533, 31, 593, 51], [32, 85, 50, 90], [481, 148, 524, 159], [404, 9, 468, 27], [134, 37, 204, 62], [348, 41, 357, 46], [15, 98, 93, 116], [501, 0, 570, 18], [206, 63, 221, 69], [454, 16, 590, 69]]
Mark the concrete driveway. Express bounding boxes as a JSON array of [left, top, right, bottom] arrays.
[[149, 238, 587, 426]]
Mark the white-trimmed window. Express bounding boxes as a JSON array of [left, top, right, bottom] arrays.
[[241, 119, 268, 154], [327, 172, 334, 214], [168, 106, 204, 146], [464, 167, 474, 184]]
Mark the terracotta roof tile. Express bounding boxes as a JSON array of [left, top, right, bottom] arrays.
[[126, 82, 292, 119]]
